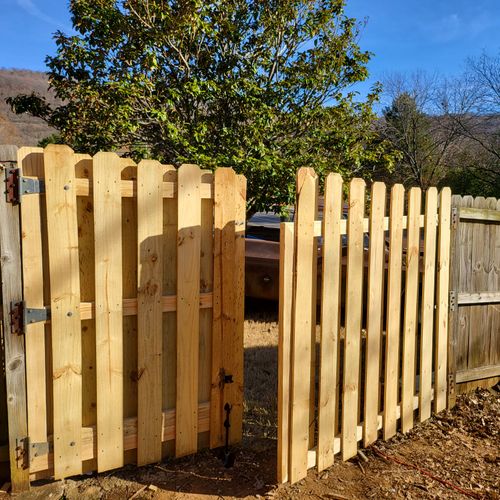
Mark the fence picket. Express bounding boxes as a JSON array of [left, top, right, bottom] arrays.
[[401, 188, 421, 434], [93, 152, 124, 471], [435, 188, 451, 412], [317, 173, 343, 472], [419, 188, 438, 422], [289, 168, 318, 483], [44, 145, 83, 479], [383, 184, 405, 440], [364, 182, 386, 447], [176, 164, 202, 457], [278, 222, 295, 483], [18, 147, 48, 454], [137, 160, 164, 465], [342, 178, 366, 461]]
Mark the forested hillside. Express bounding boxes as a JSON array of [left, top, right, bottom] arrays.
[[0, 69, 55, 146]]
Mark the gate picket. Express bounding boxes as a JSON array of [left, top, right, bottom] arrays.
[[383, 184, 405, 440], [342, 178, 365, 461], [44, 145, 83, 479], [364, 182, 386, 446], [289, 168, 317, 483], [419, 188, 437, 422], [317, 173, 343, 472], [176, 164, 202, 457], [93, 152, 124, 471], [401, 188, 421, 434], [137, 160, 164, 465]]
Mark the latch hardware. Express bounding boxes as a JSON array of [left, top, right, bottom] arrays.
[[5, 168, 45, 204], [10, 301, 50, 335]]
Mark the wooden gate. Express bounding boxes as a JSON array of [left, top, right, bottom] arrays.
[[0, 145, 246, 492], [278, 168, 452, 484], [448, 195, 500, 402]]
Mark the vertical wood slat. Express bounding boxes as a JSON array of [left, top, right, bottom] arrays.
[[278, 222, 295, 483], [469, 197, 488, 371], [317, 173, 343, 472], [44, 145, 83, 479], [176, 164, 202, 457], [435, 188, 451, 412], [198, 169, 214, 450], [75, 154, 97, 473], [93, 152, 124, 471], [231, 174, 246, 444], [489, 199, 500, 366], [18, 147, 48, 453], [137, 160, 164, 466], [419, 188, 438, 422], [383, 184, 405, 440], [210, 168, 236, 448], [363, 182, 386, 447], [401, 188, 421, 434], [289, 168, 317, 483], [0, 165, 30, 492], [341, 178, 365, 461], [161, 164, 177, 459]]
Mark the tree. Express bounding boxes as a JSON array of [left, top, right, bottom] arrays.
[[379, 73, 462, 190], [8, 0, 395, 215], [439, 52, 500, 196]]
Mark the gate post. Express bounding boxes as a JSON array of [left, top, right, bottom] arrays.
[[447, 201, 460, 409], [0, 165, 30, 492]]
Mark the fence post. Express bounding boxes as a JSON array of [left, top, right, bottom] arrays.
[[0, 165, 30, 492], [447, 198, 461, 409]]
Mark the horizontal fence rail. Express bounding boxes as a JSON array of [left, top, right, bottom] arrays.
[[0, 145, 246, 489], [278, 168, 452, 484]]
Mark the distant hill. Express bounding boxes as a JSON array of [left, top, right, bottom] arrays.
[[0, 68, 56, 146]]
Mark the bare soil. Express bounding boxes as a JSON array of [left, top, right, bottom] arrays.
[[12, 302, 500, 499]]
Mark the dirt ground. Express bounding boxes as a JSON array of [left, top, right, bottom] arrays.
[[10, 302, 500, 499]]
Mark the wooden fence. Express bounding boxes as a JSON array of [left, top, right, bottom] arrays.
[[278, 168, 452, 484], [449, 195, 500, 401], [0, 145, 246, 492]]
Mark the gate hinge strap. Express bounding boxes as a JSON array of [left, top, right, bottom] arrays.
[[10, 301, 50, 335], [5, 167, 45, 204], [16, 437, 49, 469]]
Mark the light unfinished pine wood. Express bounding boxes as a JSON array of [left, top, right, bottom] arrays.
[[289, 168, 317, 483], [44, 145, 83, 479], [419, 188, 438, 422], [93, 152, 124, 471], [137, 160, 164, 466], [74, 154, 97, 473], [0, 165, 30, 492], [363, 182, 386, 447], [317, 173, 343, 472], [278, 222, 295, 483], [29, 402, 211, 476], [210, 168, 240, 448], [383, 184, 405, 440], [434, 188, 451, 412], [176, 164, 202, 457], [18, 147, 48, 453], [161, 166, 177, 441], [229, 174, 246, 444], [401, 187, 421, 434], [342, 178, 365, 460]]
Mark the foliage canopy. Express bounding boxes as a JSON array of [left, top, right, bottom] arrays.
[[9, 0, 395, 215]]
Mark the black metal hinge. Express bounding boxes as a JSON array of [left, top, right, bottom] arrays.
[[5, 167, 45, 204], [10, 301, 50, 335], [15, 437, 49, 469]]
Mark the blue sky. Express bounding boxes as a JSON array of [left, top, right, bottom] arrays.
[[1, 0, 499, 96]]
